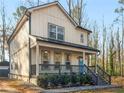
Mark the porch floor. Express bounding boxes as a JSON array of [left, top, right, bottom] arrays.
[[42, 85, 121, 93]]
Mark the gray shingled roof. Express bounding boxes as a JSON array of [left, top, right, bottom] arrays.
[[33, 35, 100, 52]]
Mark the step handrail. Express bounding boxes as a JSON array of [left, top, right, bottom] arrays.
[[84, 64, 98, 85], [96, 65, 111, 84]]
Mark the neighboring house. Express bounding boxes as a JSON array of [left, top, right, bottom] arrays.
[[8, 1, 110, 85], [0, 61, 9, 77]]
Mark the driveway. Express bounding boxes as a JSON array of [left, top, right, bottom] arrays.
[[0, 77, 43, 93]]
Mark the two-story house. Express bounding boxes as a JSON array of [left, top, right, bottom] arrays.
[[8, 1, 110, 85]]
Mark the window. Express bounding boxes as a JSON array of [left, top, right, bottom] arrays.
[[15, 63, 18, 70], [65, 53, 71, 69], [57, 27, 64, 40], [41, 50, 50, 70], [49, 24, 56, 39], [11, 62, 14, 70], [48, 23, 64, 41], [54, 51, 62, 69], [80, 34, 84, 43]]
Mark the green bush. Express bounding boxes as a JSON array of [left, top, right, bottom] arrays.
[[61, 74, 71, 85], [37, 74, 49, 88], [37, 73, 92, 88], [49, 74, 63, 86], [71, 75, 80, 84], [80, 74, 92, 84]]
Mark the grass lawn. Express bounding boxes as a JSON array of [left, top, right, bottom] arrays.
[[74, 88, 124, 93]]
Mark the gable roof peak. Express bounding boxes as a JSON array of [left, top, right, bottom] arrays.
[[28, 1, 92, 33], [28, 1, 59, 12]]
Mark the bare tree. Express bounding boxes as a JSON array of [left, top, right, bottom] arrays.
[[0, 1, 6, 62], [115, 0, 124, 72], [0, 0, 14, 61], [66, 0, 89, 27], [115, 28, 121, 75], [109, 27, 116, 75], [102, 19, 106, 71]]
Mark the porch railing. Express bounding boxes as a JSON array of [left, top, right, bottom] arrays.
[[31, 64, 111, 85], [96, 65, 111, 84], [39, 64, 80, 75], [31, 64, 98, 84]]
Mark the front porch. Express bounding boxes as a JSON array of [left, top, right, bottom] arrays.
[[29, 37, 110, 87], [30, 42, 97, 76]]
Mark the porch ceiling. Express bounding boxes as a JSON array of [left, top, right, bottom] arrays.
[[31, 35, 100, 54]]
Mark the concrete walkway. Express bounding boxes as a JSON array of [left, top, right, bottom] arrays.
[[43, 85, 121, 93]]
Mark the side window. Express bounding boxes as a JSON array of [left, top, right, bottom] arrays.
[[11, 62, 13, 70], [80, 34, 84, 43], [15, 63, 18, 70]]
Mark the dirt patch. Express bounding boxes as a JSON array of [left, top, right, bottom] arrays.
[[111, 76, 124, 86], [0, 78, 42, 93]]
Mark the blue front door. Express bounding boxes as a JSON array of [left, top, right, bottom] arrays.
[[79, 58, 84, 74]]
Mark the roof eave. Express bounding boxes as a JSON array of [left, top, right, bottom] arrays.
[[76, 26, 92, 33], [33, 35, 100, 52], [7, 10, 30, 44]]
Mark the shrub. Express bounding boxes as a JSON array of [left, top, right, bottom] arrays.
[[37, 74, 49, 88], [61, 74, 71, 85], [80, 74, 92, 84], [49, 74, 63, 86], [37, 73, 92, 88], [71, 75, 80, 84]]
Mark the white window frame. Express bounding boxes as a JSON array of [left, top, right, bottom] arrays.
[[48, 23, 65, 41]]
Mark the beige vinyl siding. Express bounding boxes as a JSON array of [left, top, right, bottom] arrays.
[[31, 5, 88, 45], [10, 20, 29, 76]]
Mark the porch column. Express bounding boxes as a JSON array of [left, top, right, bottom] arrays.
[[83, 52, 86, 65], [62, 51, 65, 65], [60, 51, 64, 74], [50, 50, 54, 64], [36, 44, 39, 76], [95, 53, 98, 73]]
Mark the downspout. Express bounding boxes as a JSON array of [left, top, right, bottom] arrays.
[[29, 13, 31, 82], [25, 11, 32, 82], [8, 42, 11, 77]]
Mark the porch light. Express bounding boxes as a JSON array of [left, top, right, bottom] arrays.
[[44, 50, 48, 54]]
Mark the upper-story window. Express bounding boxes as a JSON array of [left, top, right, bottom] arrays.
[[48, 23, 64, 41], [80, 34, 84, 43]]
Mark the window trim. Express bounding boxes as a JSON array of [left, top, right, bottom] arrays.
[[48, 23, 56, 40], [80, 34, 84, 43], [48, 23, 65, 41]]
